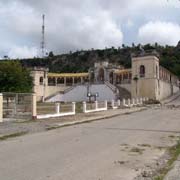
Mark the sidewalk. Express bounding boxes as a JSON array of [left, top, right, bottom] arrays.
[[0, 107, 146, 140]]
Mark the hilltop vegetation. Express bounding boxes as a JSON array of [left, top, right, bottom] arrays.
[[3, 43, 180, 77]]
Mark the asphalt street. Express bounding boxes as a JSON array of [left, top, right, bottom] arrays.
[[0, 96, 180, 180]]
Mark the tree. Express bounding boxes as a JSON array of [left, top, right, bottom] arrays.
[[0, 61, 33, 93]]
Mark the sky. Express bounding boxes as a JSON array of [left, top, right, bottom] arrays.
[[0, 0, 180, 59]]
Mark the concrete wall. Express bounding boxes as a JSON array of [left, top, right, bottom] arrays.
[[158, 80, 172, 100], [132, 79, 157, 99], [131, 55, 159, 99], [46, 84, 116, 102], [173, 85, 179, 94], [158, 80, 179, 100], [45, 86, 69, 98]]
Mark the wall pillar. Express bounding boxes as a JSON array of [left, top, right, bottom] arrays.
[[111, 100, 115, 108], [121, 73, 124, 83], [55, 78, 57, 86], [72, 77, 75, 85], [0, 94, 3, 123], [117, 99, 121, 107], [64, 77, 66, 86], [83, 102, 87, 113], [72, 102, 76, 113], [81, 77, 83, 84], [95, 101, 98, 110], [55, 103, 60, 114], [104, 100, 108, 109], [32, 94, 37, 120]]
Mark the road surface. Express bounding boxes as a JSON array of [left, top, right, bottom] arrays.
[[0, 96, 180, 180]]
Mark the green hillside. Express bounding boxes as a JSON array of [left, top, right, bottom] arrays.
[[4, 43, 180, 77]]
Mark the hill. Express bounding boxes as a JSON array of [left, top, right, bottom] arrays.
[[5, 43, 180, 77]]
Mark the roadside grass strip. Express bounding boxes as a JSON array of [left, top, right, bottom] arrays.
[[154, 139, 180, 180], [0, 131, 27, 141]]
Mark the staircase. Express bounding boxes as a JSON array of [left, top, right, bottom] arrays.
[[116, 85, 131, 100]]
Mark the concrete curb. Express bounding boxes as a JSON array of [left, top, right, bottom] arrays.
[[47, 107, 147, 130]]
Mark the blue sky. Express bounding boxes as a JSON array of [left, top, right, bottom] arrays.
[[0, 0, 180, 59]]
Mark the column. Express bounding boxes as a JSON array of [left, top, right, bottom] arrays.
[[64, 77, 66, 86], [95, 101, 98, 110], [31, 94, 37, 120], [55, 103, 60, 114], [81, 77, 83, 84], [0, 93, 3, 123], [72, 102, 76, 113], [83, 102, 87, 113], [72, 77, 75, 85], [55, 78, 57, 86]]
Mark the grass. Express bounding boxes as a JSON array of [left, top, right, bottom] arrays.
[[76, 102, 83, 113], [129, 147, 145, 155], [46, 126, 60, 131], [153, 140, 180, 180], [138, 144, 151, 148], [0, 131, 27, 141]]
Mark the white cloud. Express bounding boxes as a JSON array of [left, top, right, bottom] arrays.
[[126, 19, 134, 28], [8, 46, 38, 59], [0, 0, 180, 58], [138, 21, 180, 46]]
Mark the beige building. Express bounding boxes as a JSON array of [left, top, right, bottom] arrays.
[[31, 52, 179, 102]]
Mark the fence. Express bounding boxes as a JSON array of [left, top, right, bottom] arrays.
[[0, 93, 149, 122], [36, 102, 76, 119], [111, 97, 149, 109], [2, 93, 33, 121], [83, 101, 107, 113]]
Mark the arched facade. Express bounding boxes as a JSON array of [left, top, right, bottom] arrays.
[[98, 68, 105, 82]]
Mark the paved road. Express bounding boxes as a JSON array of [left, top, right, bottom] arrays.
[[0, 96, 180, 180]]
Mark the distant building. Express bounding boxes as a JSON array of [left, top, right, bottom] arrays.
[[31, 51, 179, 102]]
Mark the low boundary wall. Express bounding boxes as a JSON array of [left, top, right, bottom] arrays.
[[83, 101, 108, 113], [0, 93, 149, 122], [36, 102, 76, 119]]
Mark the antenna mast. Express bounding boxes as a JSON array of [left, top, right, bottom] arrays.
[[41, 14, 45, 58]]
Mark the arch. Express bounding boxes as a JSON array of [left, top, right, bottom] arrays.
[[66, 77, 73, 86], [39, 77, 43, 85], [109, 72, 114, 84], [57, 77, 64, 84], [139, 65, 145, 78], [90, 72, 95, 83], [48, 77, 55, 86], [74, 77, 81, 84], [98, 68, 105, 82]]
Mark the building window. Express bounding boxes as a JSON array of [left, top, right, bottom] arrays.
[[139, 65, 145, 78], [39, 77, 44, 85]]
